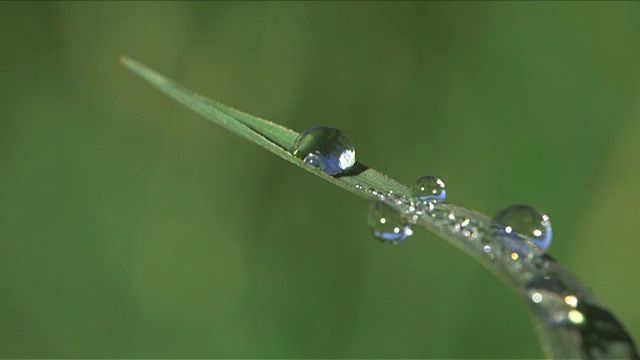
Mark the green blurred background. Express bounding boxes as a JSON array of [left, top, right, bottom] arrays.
[[2, 1, 640, 358]]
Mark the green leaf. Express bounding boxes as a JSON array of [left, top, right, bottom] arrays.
[[121, 56, 638, 359], [119, 56, 407, 201]]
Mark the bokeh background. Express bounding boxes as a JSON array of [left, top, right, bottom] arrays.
[[2, 1, 640, 358]]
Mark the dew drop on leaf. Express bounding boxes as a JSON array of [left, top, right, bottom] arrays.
[[289, 126, 355, 176], [367, 201, 413, 245], [493, 204, 552, 255], [411, 175, 446, 202]]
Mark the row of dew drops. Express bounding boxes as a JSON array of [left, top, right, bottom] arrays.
[[289, 126, 602, 332], [289, 126, 590, 330], [289, 126, 552, 257]]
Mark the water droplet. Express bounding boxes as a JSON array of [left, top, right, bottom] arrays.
[[411, 175, 446, 202], [567, 309, 585, 324], [493, 204, 552, 255], [532, 292, 543, 303], [564, 295, 578, 308], [368, 201, 413, 245], [289, 126, 355, 176]]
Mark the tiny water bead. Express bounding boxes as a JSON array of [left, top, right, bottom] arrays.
[[289, 126, 355, 176], [411, 175, 446, 202], [493, 204, 552, 255], [368, 201, 413, 245]]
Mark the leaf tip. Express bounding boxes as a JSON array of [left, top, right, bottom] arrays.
[[119, 55, 136, 69]]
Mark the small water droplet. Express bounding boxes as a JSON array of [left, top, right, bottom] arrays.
[[567, 309, 585, 324], [483, 245, 492, 252], [425, 202, 435, 212], [368, 201, 413, 245], [564, 295, 578, 308], [532, 292, 543, 303], [411, 175, 446, 202], [289, 126, 355, 176], [364, 187, 390, 201], [493, 204, 552, 255]]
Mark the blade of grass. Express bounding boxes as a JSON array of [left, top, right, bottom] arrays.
[[119, 56, 407, 201], [121, 56, 638, 359]]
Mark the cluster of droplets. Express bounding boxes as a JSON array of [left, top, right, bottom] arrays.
[[528, 282, 584, 327], [364, 181, 553, 259], [289, 125, 553, 257], [366, 175, 447, 245], [287, 127, 628, 349]]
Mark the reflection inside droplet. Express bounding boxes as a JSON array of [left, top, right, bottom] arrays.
[[493, 204, 553, 256], [411, 175, 446, 202], [532, 292, 543, 303], [564, 295, 578, 308], [568, 309, 585, 324], [289, 126, 356, 176]]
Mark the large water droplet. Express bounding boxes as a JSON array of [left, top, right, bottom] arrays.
[[289, 126, 355, 176], [493, 204, 552, 255], [411, 175, 446, 202], [368, 201, 413, 245]]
